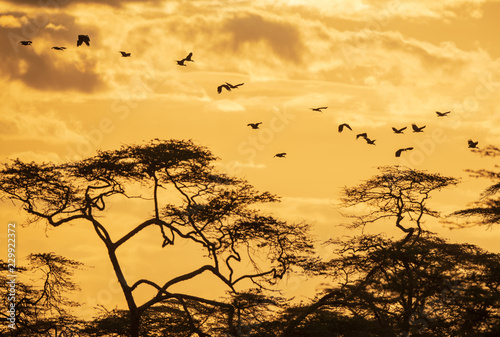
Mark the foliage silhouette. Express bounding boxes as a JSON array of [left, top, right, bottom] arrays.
[[281, 166, 460, 335], [0, 253, 84, 336], [282, 232, 500, 336], [0, 139, 313, 337], [339, 166, 459, 242], [83, 289, 286, 336], [450, 145, 500, 229]]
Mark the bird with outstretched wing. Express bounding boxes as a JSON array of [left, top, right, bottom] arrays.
[[436, 111, 451, 117], [412, 124, 426, 132], [217, 84, 231, 94], [77, 35, 90, 46], [392, 126, 407, 134], [226, 82, 244, 89], [395, 147, 414, 157], [247, 123, 262, 129], [338, 123, 352, 133]]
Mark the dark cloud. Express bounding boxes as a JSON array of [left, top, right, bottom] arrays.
[[2, 0, 162, 8], [14, 53, 104, 92], [0, 13, 105, 93], [222, 13, 304, 64]]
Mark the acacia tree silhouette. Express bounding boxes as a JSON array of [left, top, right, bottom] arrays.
[[339, 166, 459, 242], [0, 253, 84, 336], [278, 233, 500, 336], [0, 139, 313, 337], [282, 166, 459, 336], [450, 145, 500, 229]]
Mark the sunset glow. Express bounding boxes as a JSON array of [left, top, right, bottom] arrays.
[[1, 0, 500, 334]]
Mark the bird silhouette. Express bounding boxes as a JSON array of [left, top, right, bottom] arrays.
[[274, 153, 287, 158], [356, 133, 368, 140], [338, 123, 352, 133], [310, 107, 327, 112], [119, 51, 131, 57], [247, 123, 262, 129], [468, 140, 479, 148], [412, 124, 426, 132], [19, 41, 32, 46], [51, 46, 66, 51], [77, 35, 90, 46], [184, 52, 194, 62], [364, 137, 376, 145], [392, 126, 407, 134], [177, 52, 194, 66], [217, 84, 231, 94], [395, 147, 414, 157], [225, 82, 244, 89], [436, 111, 451, 117]]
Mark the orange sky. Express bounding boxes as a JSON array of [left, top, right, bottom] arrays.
[[1, 0, 500, 317]]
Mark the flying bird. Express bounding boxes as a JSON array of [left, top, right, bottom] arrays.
[[184, 52, 194, 62], [119, 51, 131, 57], [19, 41, 32, 46], [436, 111, 451, 117], [356, 133, 368, 140], [225, 82, 244, 89], [412, 124, 426, 132], [310, 107, 327, 112], [392, 126, 407, 134], [77, 35, 90, 46], [364, 137, 376, 145], [51, 46, 66, 51], [338, 123, 352, 133], [217, 84, 231, 94], [247, 123, 262, 129], [177, 52, 194, 66], [395, 147, 414, 157], [274, 153, 287, 158], [468, 140, 479, 148]]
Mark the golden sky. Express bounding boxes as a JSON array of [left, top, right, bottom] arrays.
[[1, 0, 500, 316]]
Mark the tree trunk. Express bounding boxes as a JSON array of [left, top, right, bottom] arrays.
[[130, 310, 141, 337]]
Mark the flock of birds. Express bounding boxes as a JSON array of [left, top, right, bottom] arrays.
[[18, 36, 480, 160], [331, 111, 479, 157], [265, 108, 478, 158]]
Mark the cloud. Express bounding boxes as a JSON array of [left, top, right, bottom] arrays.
[[6, 0, 494, 21], [45, 22, 66, 30], [0, 14, 22, 28], [282, 196, 339, 206], [2, 0, 500, 127], [0, 12, 106, 92], [0, 108, 87, 145], [221, 12, 304, 64], [206, 99, 246, 113], [5, 151, 62, 163], [232, 161, 267, 169], [2, 0, 165, 9], [302, 23, 500, 87], [260, 0, 496, 21]]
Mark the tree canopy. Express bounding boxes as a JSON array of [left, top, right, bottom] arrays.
[[340, 166, 459, 241], [0, 139, 313, 336], [281, 232, 500, 337], [450, 145, 500, 229], [0, 253, 84, 336]]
